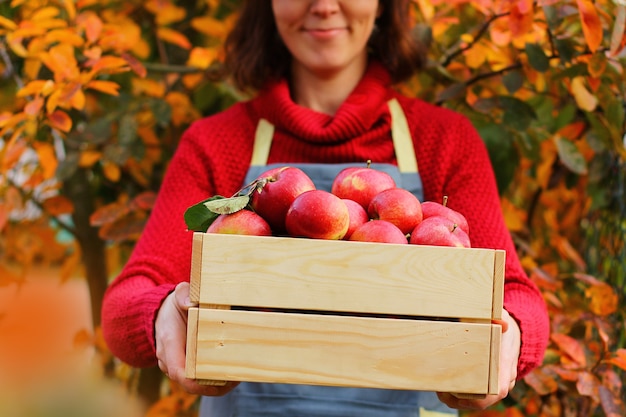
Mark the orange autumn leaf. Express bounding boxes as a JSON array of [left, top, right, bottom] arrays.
[[24, 96, 44, 116], [90, 201, 129, 227], [46, 109, 72, 132], [2, 136, 28, 170], [79, 149, 103, 167], [33, 141, 58, 179], [585, 282, 618, 316], [523, 367, 559, 395], [607, 349, 626, 371], [156, 27, 192, 50], [76, 11, 103, 44], [577, 0, 603, 53], [86, 80, 121, 96], [551, 333, 587, 367], [121, 52, 147, 78], [42, 195, 74, 216], [102, 160, 121, 182], [90, 55, 130, 73], [551, 234, 586, 270]]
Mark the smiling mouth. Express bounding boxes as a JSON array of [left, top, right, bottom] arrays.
[[304, 28, 347, 38]]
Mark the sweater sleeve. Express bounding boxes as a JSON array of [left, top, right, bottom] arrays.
[[410, 102, 549, 378], [101, 105, 256, 367]]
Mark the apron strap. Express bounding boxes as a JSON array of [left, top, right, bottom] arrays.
[[251, 99, 418, 173], [250, 118, 274, 166], [388, 98, 419, 174]]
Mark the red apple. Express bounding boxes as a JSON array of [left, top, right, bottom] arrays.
[[250, 166, 316, 233], [285, 190, 350, 240], [367, 188, 423, 234], [342, 198, 369, 240], [421, 196, 469, 234], [349, 220, 408, 244], [331, 166, 396, 211], [207, 209, 272, 236], [409, 216, 471, 248]]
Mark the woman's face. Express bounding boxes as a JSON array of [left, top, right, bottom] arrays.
[[272, 0, 381, 79]]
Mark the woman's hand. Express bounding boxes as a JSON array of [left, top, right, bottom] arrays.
[[437, 309, 521, 410], [155, 281, 240, 396]]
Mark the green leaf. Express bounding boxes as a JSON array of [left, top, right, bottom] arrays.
[[184, 196, 224, 232], [478, 124, 519, 194], [503, 70, 524, 94], [555, 137, 588, 175], [525, 43, 550, 72], [204, 195, 250, 214], [501, 96, 537, 131]]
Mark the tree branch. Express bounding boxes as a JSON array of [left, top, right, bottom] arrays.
[[440, 12, 510, 67]]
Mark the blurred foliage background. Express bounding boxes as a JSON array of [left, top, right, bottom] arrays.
[[0, 0, 624, 416]]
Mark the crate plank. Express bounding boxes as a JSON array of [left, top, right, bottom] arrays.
[[191, 308, 495, 394], [191, 233, 504, 320]]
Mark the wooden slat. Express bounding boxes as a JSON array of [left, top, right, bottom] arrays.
[[193, 233, 501, 319], [191, 309, 494, 394], [492, 250, 506, 320], [185, 307, 199, 379], [189, 233, 204, 304], [488, 324, 502, 395]]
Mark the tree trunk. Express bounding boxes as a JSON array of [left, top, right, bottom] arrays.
[[63, 168, 108, 328]]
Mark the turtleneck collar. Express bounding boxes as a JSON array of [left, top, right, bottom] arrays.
[[250, 61, 393, 144]]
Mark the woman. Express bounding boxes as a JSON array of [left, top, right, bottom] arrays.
[[101, 1, 550, 415]]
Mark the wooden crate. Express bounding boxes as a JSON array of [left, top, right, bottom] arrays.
[[185, 232, 505, 395]]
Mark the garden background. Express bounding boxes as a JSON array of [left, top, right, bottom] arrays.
[[0, 0, 625, 416]]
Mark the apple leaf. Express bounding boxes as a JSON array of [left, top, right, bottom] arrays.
[[183, 196, 224, 232], [204, 195, 250, 214]]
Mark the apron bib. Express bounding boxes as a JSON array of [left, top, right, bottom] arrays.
[[200, 99, 457, 417]]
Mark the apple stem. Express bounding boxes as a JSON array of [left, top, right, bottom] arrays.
[[451, 223, 458, 232], [366, 159, 372, 168], [442, 195, 449, 207]]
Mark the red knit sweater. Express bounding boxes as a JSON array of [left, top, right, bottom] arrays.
[[101, 62, 549, 378]]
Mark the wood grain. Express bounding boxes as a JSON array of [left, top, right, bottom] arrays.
[[192, 233, 504, 319], [192, 309, 495, 393]]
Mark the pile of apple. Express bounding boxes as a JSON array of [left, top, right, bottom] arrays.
[[206, 165, 471, 248]]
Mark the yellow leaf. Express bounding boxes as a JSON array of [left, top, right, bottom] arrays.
[[187, 47, 217, 69], [44, 29, 85, 47], [79, 150, 103, 167], [571, 76, 598, 112], [86, 80, 121, 96], [17, 80, 49, 98], [30, 6, 60, 21], [585, 282, 618, 316], [40, 43, 79, 81], [191, 16, 228, 39], [0, 15, 18, 30], [501, 197, 527, 232], [145, 0, 187, 25], [132, 78, 166, 98], [61, 0, 76, 20], [47, 109, 72, 132], [609, 5, 626, 56], [103, 161, 121, 182], [157, 27, 191, 50], [464, 42, 487, 69], [166, 91, 201, 126], [577, 0, 603, 53]]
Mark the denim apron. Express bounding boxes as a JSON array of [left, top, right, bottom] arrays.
[[200, 99, 458, 417]]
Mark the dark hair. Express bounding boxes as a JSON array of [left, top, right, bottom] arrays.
[[222, 0, 426, 92]]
